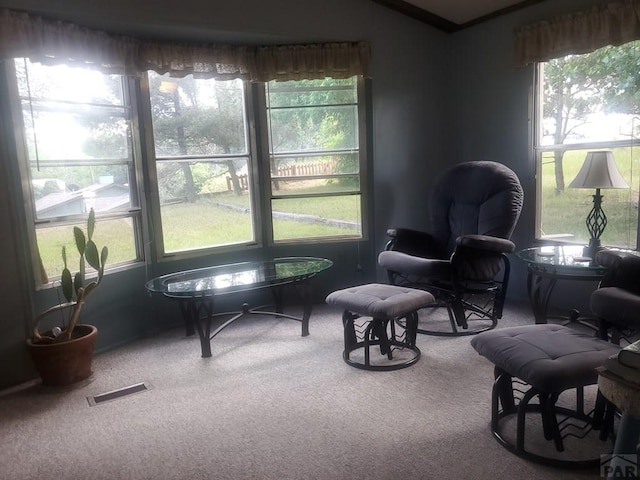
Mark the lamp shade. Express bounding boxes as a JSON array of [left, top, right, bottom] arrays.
[[568, 151, 629, 189]]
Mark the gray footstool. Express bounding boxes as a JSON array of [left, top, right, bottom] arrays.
[[326, 283, 435, 371], [471, 324, 620, 468]]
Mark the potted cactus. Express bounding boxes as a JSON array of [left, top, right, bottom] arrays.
[[26, 208, 108, 387]]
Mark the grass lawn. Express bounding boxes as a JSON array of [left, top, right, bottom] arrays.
[[37, 191, 361, 277], [219, 186, 360, 222], [37, 217, 136, 280], [540, 147, 639, 248], [160, 196, 360, 252]]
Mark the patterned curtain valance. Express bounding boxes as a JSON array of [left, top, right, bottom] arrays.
[[514, 0, 640, 66], [0, 8, 370, 81]]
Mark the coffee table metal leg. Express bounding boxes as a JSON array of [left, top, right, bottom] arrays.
[[301, 302, 311, 337], [198, 301, 214, 358], [271, 286, 284, 315], [179, 299, 214, 358], [178, 301, 196, 337], [268, 284, 309, 335], [294, 279, 312, 336]]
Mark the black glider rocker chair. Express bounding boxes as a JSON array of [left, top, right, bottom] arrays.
[[378, 161, 524, 336], [590, 249, 640, 345]]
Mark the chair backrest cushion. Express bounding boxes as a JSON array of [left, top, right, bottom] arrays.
[[430, 161, 523, 256]]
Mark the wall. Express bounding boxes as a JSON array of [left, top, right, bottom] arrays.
[[0, 0, 449, 389]]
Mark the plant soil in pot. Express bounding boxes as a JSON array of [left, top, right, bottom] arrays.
[[26, 324, 98, 387]]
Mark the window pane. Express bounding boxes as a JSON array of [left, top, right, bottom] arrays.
[[16, 60, 129, 161], [15, 60, 123, 105], [267, 79, 357, 107], [156, 159, 255, 252], [148, 72, 247, 157], [536, 41, 640, 249], [271, 178, 360, 196], [21, 105, 130, 160], [36, 217, 136, 280], [148, 73, 254, 254], [13, 58, 141, 283], [271, 153, 359, 175], [539, 147, 639, 249], [272, 195, 361, 241], [33, 165, 133, 220], [271, 152, 360, 196], [160, 199, 254, 252], [268, 105, 358, 152], [266, 77, 363, 243], [540, 41, 640, 147]]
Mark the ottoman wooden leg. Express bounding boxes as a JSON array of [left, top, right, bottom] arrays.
[[405, 311, 419, 347], [342, 310, 357, 351]]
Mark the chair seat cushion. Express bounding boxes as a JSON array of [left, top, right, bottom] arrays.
[[378, 250, 450, 278], [326, 283, 434, 319], [590, 286, 640, 330], [471, 324, 620, 392]]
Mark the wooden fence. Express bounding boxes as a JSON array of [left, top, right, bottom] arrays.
[[226, 160, 337, 192]]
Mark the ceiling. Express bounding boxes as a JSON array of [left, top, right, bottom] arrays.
[[370, 0, 547, 32]]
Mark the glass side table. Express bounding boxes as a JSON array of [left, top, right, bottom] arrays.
[[515, 245, 607, 324]]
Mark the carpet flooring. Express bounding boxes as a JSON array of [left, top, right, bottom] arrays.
[[0, 302, 613, 480]]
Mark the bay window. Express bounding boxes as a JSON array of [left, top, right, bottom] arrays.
[[0, 8, 369, 286], [10, 66, 368, 283], [0, 16, 366, 285]]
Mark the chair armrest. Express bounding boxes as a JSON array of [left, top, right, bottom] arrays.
[[456, 234, 515, 254], [385, 228, 445, 258], [451, 234, 512, 282], [597, 250, 640, 293], [595, 249, 639, 269]]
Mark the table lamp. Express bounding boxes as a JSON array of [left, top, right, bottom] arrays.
[[568, 150, 628, 256]]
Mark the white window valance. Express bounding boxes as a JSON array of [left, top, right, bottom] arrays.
[[514, 0, 640, 66], [0, 8, 370, 81]]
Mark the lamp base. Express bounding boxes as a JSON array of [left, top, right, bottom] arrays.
[[583, 239, 603, 259]]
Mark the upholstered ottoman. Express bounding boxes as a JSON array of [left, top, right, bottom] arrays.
[[471, 324, 620, 468], [326, 283, 435, 371]]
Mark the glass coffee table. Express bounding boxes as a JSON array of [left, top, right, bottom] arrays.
[[145, 257, 333, 357]]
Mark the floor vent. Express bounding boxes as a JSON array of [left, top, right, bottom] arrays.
[[87, 382, 152, 406]]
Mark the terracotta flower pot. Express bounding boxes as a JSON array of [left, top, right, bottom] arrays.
[[26, 324, 98, 387]]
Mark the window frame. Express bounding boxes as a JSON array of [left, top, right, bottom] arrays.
[[144, 74, 369, 262], [141, 74, 264, 261], [533, 55, 640, 248], [5, 59, 146, 287], [256, 76, 368, 246]]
